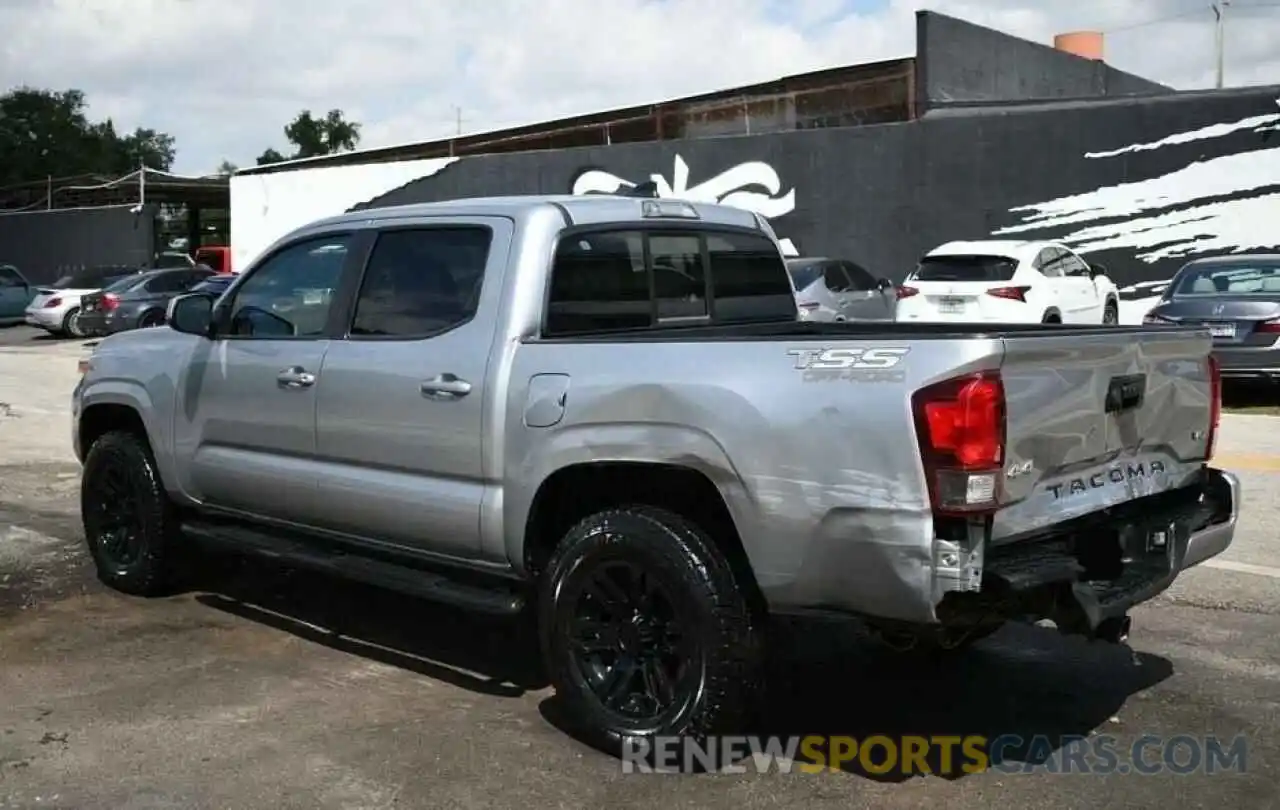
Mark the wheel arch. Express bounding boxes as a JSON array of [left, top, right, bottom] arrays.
[[78, 388, 177, 493], [520, 459, 766, 618]]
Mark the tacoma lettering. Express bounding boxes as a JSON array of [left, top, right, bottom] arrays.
[[1047, 460, 1167, 500]]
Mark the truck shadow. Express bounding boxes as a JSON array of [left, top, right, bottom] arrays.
[[189, 557, 1171, 784], [191, 556, 547, 699], [749, 616, 1172, 782], [539, 615, 1173, 782]]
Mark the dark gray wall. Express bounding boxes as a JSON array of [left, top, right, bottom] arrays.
[[359, 85, 1280, 295], [0, 205, 156, 285], [914, 10, 1170, 110]]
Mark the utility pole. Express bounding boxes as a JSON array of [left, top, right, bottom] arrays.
[[453, 105, 465, 135], [1213, 0, 1229, 89]]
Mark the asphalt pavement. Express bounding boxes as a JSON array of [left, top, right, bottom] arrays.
[[0, 326, 1278, 809]]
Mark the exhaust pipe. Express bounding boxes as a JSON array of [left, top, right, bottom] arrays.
[[1094, 615, 1131, 645]]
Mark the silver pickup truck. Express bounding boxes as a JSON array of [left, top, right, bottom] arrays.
[[72, 194, 1239, 755]]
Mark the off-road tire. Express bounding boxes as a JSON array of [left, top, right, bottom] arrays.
[[61, 307, 83, 338], [80, 429, 185, 597], [1103, 300, 1119, 325], [538, 506, 761, 761]]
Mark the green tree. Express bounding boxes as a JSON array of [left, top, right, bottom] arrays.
[[216, 159, 238, 175], [0, 87, 176, 185], [255, 147, 287, 166], [257, 108, 362, 165]]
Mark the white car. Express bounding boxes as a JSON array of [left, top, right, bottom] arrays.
[[25, 265, 144, 338], [894, 240, 1120, 325]]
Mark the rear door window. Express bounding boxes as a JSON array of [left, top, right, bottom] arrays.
[[822, 263, 851, 292], [786, 262, 824, 291], [0, 266, 24, 287], [145, 272, 193, 293], [349, 227, 492, 338], [840, 261, 879, 291], [545, 228, 793, 336], [915, 255, 1018, 282]]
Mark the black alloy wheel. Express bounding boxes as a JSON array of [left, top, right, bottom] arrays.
[[88, 460, 146, 573], [539, 506, 760, 758], [567, 559, 691, 723], [81, 430, 184, 596]]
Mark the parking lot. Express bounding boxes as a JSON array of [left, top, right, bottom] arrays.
[[1, 325, 1278, 809]]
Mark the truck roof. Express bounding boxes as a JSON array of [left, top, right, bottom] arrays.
[[300, 194, 766, 233]]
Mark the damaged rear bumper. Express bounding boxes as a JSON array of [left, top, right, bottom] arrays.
[[931, 466, 1240, 636]]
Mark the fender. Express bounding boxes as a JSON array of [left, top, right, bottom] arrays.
[[78, 380, 180, 494], [498, 422, 755, 572]]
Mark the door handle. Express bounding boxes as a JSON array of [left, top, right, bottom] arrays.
[[421, 373, 472, 399], [277, 366, 316, 389]]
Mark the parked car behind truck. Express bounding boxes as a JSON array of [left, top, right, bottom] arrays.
[[73, 195, 1237, 757], [25, 265, 144, 338], [0, 264, 35, 325], [785, 256, 896, 321], [78, 266, 216, 337]]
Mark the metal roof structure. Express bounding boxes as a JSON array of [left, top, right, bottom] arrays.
[[0, 169, 229, 213]]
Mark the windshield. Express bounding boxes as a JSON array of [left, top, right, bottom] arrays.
[[786, 261, 824, 290], [1171, 264, 1280, 296], [913, 255, 1017, 282]]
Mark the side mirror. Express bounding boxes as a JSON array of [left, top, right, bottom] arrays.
[[1088, 263, 1107, 279], [167, 293, 215, 337], [876, 278, 893, 291]]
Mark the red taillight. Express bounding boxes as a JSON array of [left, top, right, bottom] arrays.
[[1206, 354, 1221, 461], [44, 297, 62, 308], [896, 285, 919, 299], [101, 293, 119, 311], [912, 370, 1006, 514], [1255, 318, 1280, 333], [986, 285, 1031, 302]]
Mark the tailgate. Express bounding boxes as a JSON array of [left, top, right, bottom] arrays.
[[993, 326, 1215, 543]]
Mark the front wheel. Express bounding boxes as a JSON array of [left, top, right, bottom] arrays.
[[81, 430, 185, 596], [538, 506, 761, 759], [1103, 301, 1119, 325]]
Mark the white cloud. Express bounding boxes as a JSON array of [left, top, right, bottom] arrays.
[[1, 0, 1278, 174]]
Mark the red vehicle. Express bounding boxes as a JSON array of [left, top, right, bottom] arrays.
[[192, 245, 233, 273]]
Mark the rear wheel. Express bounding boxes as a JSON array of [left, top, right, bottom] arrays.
[[62, 307, 83, 338], [1042, 311, 1061, 324], [81, 430, 186, 596], [138, 310, 165, 328], [538, 506, 761, 759]]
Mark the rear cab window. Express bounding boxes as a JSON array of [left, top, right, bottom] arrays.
[[913, 255, 1018, 282], [545, 227, 794, 337]]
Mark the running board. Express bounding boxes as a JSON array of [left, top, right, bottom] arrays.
[[180, 519, 527, 616]]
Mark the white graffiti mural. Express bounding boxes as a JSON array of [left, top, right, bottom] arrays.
[[571, 155, 801, 255]]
